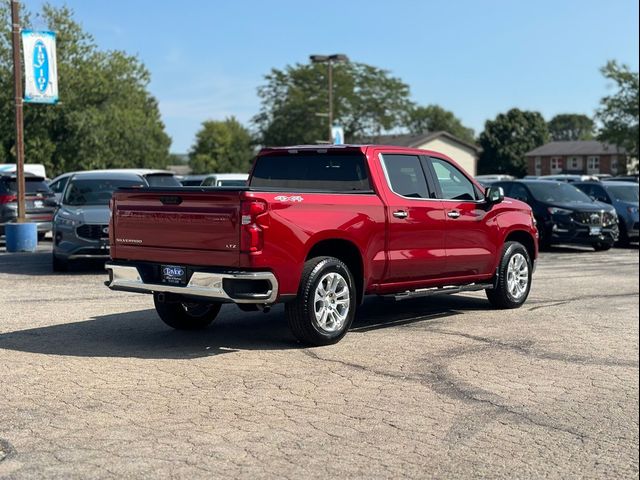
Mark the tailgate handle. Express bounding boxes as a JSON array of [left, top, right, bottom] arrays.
[[160, 195, 183, 205]]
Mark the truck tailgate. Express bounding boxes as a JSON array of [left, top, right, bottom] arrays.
[[111, 189, 241, 266]]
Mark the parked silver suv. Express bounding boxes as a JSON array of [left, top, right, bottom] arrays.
[[52, 170, 179, 271]]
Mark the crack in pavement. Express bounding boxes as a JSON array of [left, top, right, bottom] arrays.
[[0, 438, 16, 462]]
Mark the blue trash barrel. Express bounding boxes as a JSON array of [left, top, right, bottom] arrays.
[[5, 223, 38, 252]]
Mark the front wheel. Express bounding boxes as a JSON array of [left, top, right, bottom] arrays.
[[153, 294, 221, 330], [285, 256, 356, 346], [52, 253, 68, 272], [486, 241, 532, 309], [593, 242, 612, 252]]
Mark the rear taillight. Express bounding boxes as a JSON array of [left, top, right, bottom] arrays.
[[0, 194, 17, 204], [240, 199, 267, 253]]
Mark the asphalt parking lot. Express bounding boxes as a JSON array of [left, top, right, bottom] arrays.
[[0, 241, 638, 479]]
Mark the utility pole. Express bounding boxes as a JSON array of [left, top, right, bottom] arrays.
[[309, 54, 349, 143], [11, 0, 25, 222]]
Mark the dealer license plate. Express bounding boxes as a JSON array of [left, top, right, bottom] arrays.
[[161, 265, 187, 285], [589, 226, 602, 236]]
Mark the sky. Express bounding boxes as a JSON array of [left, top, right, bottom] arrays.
[[27, 0, 640, 153]]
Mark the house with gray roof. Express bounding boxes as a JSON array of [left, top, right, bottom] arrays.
[[524, 141, 627, 176], [358, 131, 481, 176]]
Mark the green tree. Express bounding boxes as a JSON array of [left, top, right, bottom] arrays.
[[253, 61, 413, 146], [0, 4, 171, 176], [188, 117, 254, 174], [407, 104, 475, 143], [595, 60, 639, 163], [478, 109, 549, 176], [548, 114, 595, 141]]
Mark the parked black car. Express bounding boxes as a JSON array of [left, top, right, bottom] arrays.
[[574, 181, 639, 246], [0, 173, 57, 240], [493, 180, 619, 251]]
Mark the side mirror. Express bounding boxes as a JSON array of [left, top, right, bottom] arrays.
[[485, 186, 504, 204]]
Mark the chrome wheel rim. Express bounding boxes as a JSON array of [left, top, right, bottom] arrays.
[[506, 253, 529, 299], [313, 272, 350, 333]]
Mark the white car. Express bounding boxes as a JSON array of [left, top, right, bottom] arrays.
[[201, 173, 249, 187]]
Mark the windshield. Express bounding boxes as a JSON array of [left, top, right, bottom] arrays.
[[606, 184, 639, 203], [217, 179, 247, 187], [63, 178, 144, 206], [4, 178, 51, 195], [527, 182, 593, 203], [145, 174, 181, 187]]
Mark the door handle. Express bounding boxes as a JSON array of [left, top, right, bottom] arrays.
[[447, 210, 461, 219], [393, 210, 408, 219]]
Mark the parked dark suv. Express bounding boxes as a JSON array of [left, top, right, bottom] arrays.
[[574, 181, 639, 246], [493, 180, 619, 251], [0, 173, 56, 240]]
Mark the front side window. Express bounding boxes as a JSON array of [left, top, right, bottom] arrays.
[[380, 154, 429, 199], [429, 157, 478, 201]]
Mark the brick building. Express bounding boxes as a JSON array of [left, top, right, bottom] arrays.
[[524, 141, 627, 176]]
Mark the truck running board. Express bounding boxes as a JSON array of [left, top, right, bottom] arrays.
[[389, 283, 494, 301]]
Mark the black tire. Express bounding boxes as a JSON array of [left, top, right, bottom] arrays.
[[153, 294, 221, 330], [285, 256, 356, 346], [616, 221, 630, 248], [593, 242, 612, 252], [52, 253, 68, 272], [486, 241, 532, 309], [536, 219, 551, 250]]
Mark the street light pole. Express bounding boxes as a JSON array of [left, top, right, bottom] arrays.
[[309, 54, 348, 143], [327, 59, 333, 142], [11, 0, 25, 223]]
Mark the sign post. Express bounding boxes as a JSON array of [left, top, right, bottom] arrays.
[[10, 0, 25, 223]]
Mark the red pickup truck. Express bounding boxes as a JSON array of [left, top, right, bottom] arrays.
[[106, 145, 538, 345]]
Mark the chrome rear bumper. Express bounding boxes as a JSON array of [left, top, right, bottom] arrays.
[[105, 263, 278, 304]]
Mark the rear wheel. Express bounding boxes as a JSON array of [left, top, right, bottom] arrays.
[[486, 241, 532, 309], [285, 256, 356, 346], [153, 294, 221, 330]]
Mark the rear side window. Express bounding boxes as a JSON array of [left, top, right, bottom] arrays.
[[509, 184, 531, 203], [380, 154, 430, 199], [250, 153, 371, 191], [144, 174, 181, 187]]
